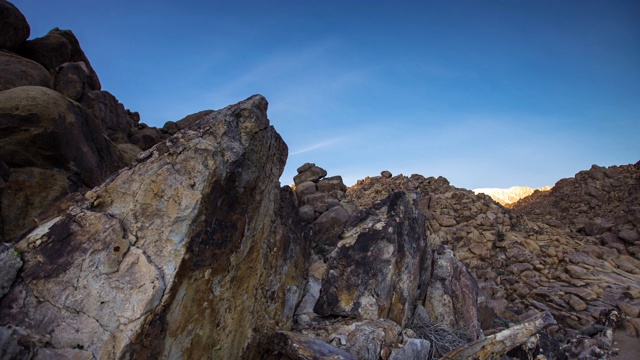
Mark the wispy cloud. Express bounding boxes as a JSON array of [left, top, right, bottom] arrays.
[[289, 137, 345, 156]]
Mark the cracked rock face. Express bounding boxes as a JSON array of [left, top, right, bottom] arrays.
[[0, 95, 309, 359]]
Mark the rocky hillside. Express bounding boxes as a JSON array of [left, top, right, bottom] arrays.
[[473, 185, 552, 207], [1, 2, 639, 359]]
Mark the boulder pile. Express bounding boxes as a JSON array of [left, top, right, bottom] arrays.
[[0, 1, 173, 242], [346, 166, 640, 358]]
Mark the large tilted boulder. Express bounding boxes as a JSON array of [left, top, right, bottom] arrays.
[[0, 95, 310, 359]]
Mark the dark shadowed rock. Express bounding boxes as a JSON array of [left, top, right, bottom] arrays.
[[129, 127, 162, 150], [0, 86, 124, 240], [80, 90, 136, 137], [18, 32, 70, 71], [0, 1, 30, 51], [315, 191, 427, 327], [54, 61, 89, 100], [0, 86, 123, 185], [0, 50, 52, 91], [312, 205, 350, 249]]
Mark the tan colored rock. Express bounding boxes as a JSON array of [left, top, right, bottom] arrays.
[[618, 302, 640, 318], [565, 294, 587, 311]]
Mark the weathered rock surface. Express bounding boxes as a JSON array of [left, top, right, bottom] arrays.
[[0, 95, 310, 359], [315, 191, 427, 327]]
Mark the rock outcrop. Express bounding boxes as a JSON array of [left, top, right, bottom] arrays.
[[0, 95, 310, 359]]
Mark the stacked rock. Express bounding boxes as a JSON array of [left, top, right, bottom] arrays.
[[293, 163, 351, 252]]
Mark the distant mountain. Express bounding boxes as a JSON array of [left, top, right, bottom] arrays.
[[472, 185, 552, 206]]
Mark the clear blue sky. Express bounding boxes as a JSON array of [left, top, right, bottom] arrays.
[[13, 0, 640, 189]]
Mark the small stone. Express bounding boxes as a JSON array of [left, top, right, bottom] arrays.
[[619, 230, 640, 243], [381, 170, 392, 178], [566, 294, 587, 311]]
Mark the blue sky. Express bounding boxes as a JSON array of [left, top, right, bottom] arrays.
[[13, 0, 640, 189]]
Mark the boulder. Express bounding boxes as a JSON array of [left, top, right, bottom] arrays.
[[0, 95, 310, 359], [312, 205, 350, 249], [81, 90, 136, 137], [54, 61, 89, 100], [318, 176, 347, 193], [129, 126, 162, 150], [18, 32, 71, 71], [423, 245, 482, 341], [18, 28, 100, 90], [314, 191, 427, 327], [0, 86, 125, 240], [0, 50, 52, 91], [0, 1, 30, 51], [294, 165, 327, 185], [0, 86, 123, 185]]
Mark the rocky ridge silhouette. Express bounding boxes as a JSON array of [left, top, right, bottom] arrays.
[[1, 2, 639, 359]]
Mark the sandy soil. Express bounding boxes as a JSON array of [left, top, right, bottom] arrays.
[[611, 332, 640, 360]]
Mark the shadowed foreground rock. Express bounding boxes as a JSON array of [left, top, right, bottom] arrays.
[[0, 95, 309, 359]]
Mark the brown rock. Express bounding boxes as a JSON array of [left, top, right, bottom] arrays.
[[619, 229, 640, 243], [297, 162, 315, 174], [116, 143, 143, 166], [0, 1, 30, 51], [129, 127, 162, 151], [18, 28, 101, 90], [0, 50, 52, 91], [618, 302, 640, 318], [18, 32, 71, 71], [0, 86, 123, 186], [53, 61, 88, 100], [317, 176, 347, 193], [312, 205, 350, 249], [565, 294, 587, 311], [298, 204, 315, 223], [381, 170, 392, 178], [303, 192, 330, 213], [1, 167, 70, 241], [81, 90, 135, 136], [294, 165, 327, 185], [295, 181, 317, 198]]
